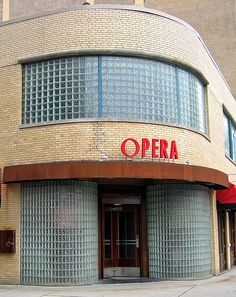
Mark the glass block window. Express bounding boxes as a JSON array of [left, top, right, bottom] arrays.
[[224, 112, 236, 162], [177, 68, 206, 132], [23, 56, 208, 134], [21, 181, 98, 285], [101, 57, 179, 123], [22, 57, 99, 124], [146, 184, 212, 280]]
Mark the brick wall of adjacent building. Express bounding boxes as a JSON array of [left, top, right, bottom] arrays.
[[9, 0, 85, 19], [0, 6, 236, 284], [145, 0, 236, 99], [0, 1, 2, 22]]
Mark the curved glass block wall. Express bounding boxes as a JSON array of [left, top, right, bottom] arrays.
[[20, 181, 98, 285], [22, 56, 208, 134], [146, 184, 212, 280]]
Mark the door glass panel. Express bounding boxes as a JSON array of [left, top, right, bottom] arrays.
[[118, 211, 136, 259], [103, 203, 140, 276], [105, 211, 111, 260]]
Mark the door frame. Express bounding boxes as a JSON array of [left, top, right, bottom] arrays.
[[102, 204, 140, 270], [98, 186, 148, 279], [229, 210, 236, 265], [218, 209, 227, 271]]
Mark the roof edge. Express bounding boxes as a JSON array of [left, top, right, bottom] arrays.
[[0, 4, 232, 97]]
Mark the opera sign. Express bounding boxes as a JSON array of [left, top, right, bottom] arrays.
[[121, 138, 178, 159]]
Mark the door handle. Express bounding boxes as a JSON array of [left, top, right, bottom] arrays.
[[136, 235, 139, 248]]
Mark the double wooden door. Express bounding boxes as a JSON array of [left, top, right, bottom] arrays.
[[218, 210, 227, 271], [218, 209, 236, 271], [102, 204, 140, 276], [229, 211, 236, 265]]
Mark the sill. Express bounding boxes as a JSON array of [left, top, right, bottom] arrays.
[[225, 154, 236, 166], [20, 118, 210, 141]]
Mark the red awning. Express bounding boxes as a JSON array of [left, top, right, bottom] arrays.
[[216, 182, 236, 207]]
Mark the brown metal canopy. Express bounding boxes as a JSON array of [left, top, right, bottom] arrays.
[[3, 161, 228, 189]]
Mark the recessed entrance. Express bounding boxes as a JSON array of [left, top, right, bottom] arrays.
[[102, 204, 140, 278], [99, 187, 146, 279]]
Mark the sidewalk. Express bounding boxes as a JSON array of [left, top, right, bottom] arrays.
[[1, 268, 236, 297]]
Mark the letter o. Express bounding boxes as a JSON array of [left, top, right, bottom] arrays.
[[121, 138, 140, 158]]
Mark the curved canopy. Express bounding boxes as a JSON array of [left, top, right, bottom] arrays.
[[3, 161, 228, 189], [216, 182, 236, 208]]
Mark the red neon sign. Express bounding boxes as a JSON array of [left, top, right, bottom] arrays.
[[121, 138, 178, 159]]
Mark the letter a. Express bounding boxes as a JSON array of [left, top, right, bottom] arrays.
[[170, 140, 178, 159]]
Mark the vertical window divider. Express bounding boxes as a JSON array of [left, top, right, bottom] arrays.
[[22, 66, 26, 124], [228, 118, 233, 159], [98, 56, 103, 118], [175, 67, 181, 125], [52, 60, 55, 122]]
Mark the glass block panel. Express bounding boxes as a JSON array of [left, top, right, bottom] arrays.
[[22, 56, 207, 135], [177, 69, 207, 133], [20, 181, 98, 285], [101, 56, 178, 124], [22, 57, 99, 124], [146, 184, 212, 280], [101, 56, 207, 134]]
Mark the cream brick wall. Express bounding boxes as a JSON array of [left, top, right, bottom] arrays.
[[2, 1, 236, 97], [0, 184, 20, 284], [0, 63, 230, 169], [0, 6, 236, 284], [0, 9, 214, 75], [1, 1, 236, 105]]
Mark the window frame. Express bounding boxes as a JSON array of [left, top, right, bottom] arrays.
[[224, 109, 236, 163], [22, 55, 208, 135]]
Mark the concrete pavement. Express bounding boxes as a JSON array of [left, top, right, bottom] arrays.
[[1, 268, 236, 297]]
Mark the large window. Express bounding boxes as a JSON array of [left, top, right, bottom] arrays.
[[224, 112, 236, 162], [22, 56, 208, 134]]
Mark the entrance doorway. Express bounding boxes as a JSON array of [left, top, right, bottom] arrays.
[[229, 211, 236, 265], [102, 204, 140, 278], [218, 209, 227, 271]]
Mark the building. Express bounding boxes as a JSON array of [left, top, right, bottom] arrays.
[[0, 0, 236, 286], [1, 0, 236, 100]]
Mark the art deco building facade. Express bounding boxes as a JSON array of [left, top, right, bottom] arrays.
[[0, 0, 236, 285]]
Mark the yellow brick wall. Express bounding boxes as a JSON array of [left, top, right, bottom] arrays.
[[0, 8, 216, 78], [0, 7, 236, 284], [0, 65, 232, 170], [0, 7, 235, 172], [0, 184, 20, 284]]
